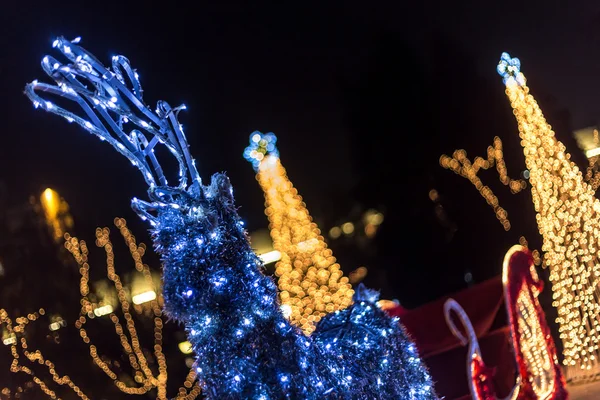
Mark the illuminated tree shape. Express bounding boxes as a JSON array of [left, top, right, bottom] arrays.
[[499, 51, 600, 381], [244, 132, 354, 335], [584, 129, 600, 191]]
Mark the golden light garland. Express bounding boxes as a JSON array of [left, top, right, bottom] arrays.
[[249, 136, 353, 335], [501, 54, 600, 381], [440, 136, 527, 231], [0, 308, 89, 400], [0, 218, 202, 399], [439, 140, 543, 266], [64, 217, 202, 398]]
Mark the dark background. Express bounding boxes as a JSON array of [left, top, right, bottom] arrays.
[[3, 0, 600, 304], [3, 1, 600, 397]]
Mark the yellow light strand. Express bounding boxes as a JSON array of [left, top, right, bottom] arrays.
[[504, 69, 600, 381], [1, 220, 201, 399], [0, 308, 89, 399], [440, 136, 527, 231], [255, 155, 354, 335], [63, 218, 202, 398]]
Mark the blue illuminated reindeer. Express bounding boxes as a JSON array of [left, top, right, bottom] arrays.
[[24, 37, 437, 400]]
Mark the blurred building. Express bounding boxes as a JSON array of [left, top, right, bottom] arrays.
[[320, 206, 384, 286], [574, 126, 600, 158]]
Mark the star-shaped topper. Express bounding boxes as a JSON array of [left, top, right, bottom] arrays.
[[497, 52, 525, 86], [243, 131, 279, 170]]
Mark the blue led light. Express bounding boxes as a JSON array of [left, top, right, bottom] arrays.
[[497, 52, 525, 86], [243, 131, 279, 170], [26, 37, 439, 400], [23, 35, 202, 220]]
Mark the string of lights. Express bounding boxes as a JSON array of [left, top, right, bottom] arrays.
[[498, 51, 600, 381], [440, 136, 527, 231], [26, 36, 439, 399], [584, 129, 600, 190], [64, 217, 201, 399], [244, 132, 353, 335], [0, 218, 202, 399], [0, 308, 89, 399]]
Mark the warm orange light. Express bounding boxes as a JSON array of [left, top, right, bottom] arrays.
[[440, 136, 527, 231], [254, 154, 353, 334], [39, 188, 73, 241], [59, 218, 201, 398], [0, 218, 201, 400]]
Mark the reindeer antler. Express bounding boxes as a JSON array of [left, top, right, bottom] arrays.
[[24, 37, 202, 224]]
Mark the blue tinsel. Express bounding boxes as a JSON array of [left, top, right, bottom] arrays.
[[24, 37, 439, 400]]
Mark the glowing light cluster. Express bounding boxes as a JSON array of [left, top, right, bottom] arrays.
[[328, 209, 384, 240], [64, 217, 201, 399], [40, 188, 74, 242], [440, 136, 527, 231], [0, 219, 201, 399], [0, 308, 89, 399], [244, 131, 353, 335], [499, 51, 600, 381], [584, 129, 600, 191], [27, 37, 438, 399]]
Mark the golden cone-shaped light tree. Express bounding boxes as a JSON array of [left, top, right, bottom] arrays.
[[499, 52, 600, 382], [244, 132, 354, 335]]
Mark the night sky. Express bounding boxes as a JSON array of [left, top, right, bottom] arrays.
[[3, 1, 600, 307]]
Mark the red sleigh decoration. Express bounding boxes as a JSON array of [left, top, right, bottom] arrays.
[[444, 245, 568, 399]]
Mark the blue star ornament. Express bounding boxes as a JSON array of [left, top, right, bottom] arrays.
[[497, 52, 525, 86], [243, 131, 279, 170]]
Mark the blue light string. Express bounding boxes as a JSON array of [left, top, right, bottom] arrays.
[[497, 52, 525, 86], [24, 36, 201, 199]]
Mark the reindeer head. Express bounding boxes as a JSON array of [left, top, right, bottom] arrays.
[[24, 36, 202, 210], [24, 37, 270, 322]]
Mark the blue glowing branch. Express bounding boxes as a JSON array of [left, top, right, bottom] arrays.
[[26, 37, 438, 399], [24, 36, 201, 218], [497, 52, 525, 86], [243, 131, 279, 171]]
